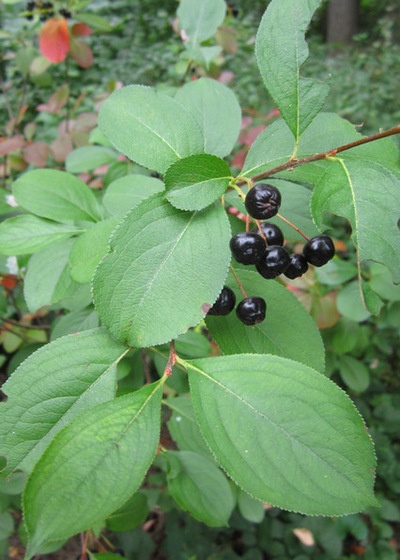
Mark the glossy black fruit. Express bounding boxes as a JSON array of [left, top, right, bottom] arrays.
[[245, 183, 281, 220], [207, 286, 236, 316], [284, 253, 309, 279], [303, 235, 335, 267], [236, 297, 266, 326], [252, 221, 284, 246], [59, 7, 72, 18], [230, 232, 266, 265], [256, 245, 290, 279]]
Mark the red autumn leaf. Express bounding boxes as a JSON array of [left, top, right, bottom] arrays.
[[71, 22, 92, 37], [0, 135, 25, 156], [39, 18, 70, 63], [1, 275, 18, 290], [23, 141, 51, 167]]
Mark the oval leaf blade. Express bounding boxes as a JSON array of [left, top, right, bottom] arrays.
[[312, 159, 400, 284], [0, 215, 82, 255], [12, 169, 102, 223], [175, 78, 242, 158], [166, 450, 235, 527], [92, 193, 231, 347], [187, 354, 377, 516], [255, 0, 329, 141], [165, 154, 231, 211], [98, 85, 204, 174], [23, 380, 163, 557], [0, 328, 129, 476]]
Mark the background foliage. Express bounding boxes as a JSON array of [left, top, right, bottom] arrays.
[[0, 1, 399, 559]]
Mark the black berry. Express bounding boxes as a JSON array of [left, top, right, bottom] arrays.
[[59, 7, 72, 18], [207, 286, 236, 316], [252, 222, 284, 246], [303, 235, 335, 267], [236, 297, 266, 326], [256, 246, 290, 279], [230, 232, 266, 265], [27, 1, 36, 9], [284, 253, 309, 279], [245, 183, 281, 220]]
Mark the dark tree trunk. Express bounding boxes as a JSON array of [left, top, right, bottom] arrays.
[[327, 0, 360, 45]]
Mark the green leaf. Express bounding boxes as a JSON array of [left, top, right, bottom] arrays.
[[336, 281, 371, 322], [206, 269, 325, 373], [106, 492, 149, 532], [177, 0, 226, 44], [242, 118, 294, 178], [0, 328, 128, 476], [76, 13, 113, 31], [24, 380, 163, 557], [12, 169, 102, 223], [337, 355, 370, 393], [187, 354, 377, 515], [0, 215, 82, 255], [99, 85, 204, 174], [175, 78, 241, 158], [255, 0, 329, 142], [165, 154, 231, 211], [368, 263, 400, 302], [69, 216, 121, 284], [311, 159, 400, 284], [65, 146, 118, 173], [237, 489, 265, 524], [24, 238, 77, 312], [50, 308, 99, 340], [166, 450, 235, 527], [102, 175, 165, 216], [92, 193, 231, 347], [165, 395, 212, 458]]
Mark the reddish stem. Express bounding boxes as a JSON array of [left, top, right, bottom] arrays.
[[230, 265, 248, 298], [276, 213, 310, 241], [237, 124, 400, 185], [164, 340, 177, 376]]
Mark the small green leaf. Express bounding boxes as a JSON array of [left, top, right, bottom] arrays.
[[24, 239, 75, 312], [206, 269, 325, 373], [65, 146, 118, 173], [368, 263, 400, 302], [0, 328, 128, 476], [50, 308, 99, 340], [337, 356, 370, 393], [99, 85, 204, 174], [237, 489, 265, 524], [177, 0, 226, 44], [102, 175, 165, 216], [69, 216, 121, 284], [165, 395, 212, 458], [337, 281, 371, 322], [12, 169, 102, 223], [255, 0, 329, 141], [166, 450, 235, 527], [92, 193, 231, 347], [0, 215, 82, 255], [106, 492, 149, 532], [165, 154, 231, 211], [175, 78, 241, 158], [187, 354, 377, 516], [24, 380, 163, 557], [76, 13, 113, 31], [311, 159, 400, 284], [242, 118, 294, 178]]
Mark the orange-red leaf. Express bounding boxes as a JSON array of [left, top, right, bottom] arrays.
[[39, 18, 70, 63], [71, 22, 92, 37]]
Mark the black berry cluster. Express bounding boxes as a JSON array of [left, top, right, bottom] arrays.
[[24, 1, 72, 21], [209, 183, 336, 326], [207, 286, 266, 327]]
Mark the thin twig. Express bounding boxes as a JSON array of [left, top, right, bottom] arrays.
[[237, 124, 400, 186]]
